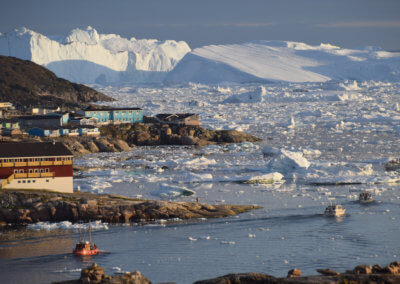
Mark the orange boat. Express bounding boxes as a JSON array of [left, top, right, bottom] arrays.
[[73, 222, 99, 256]]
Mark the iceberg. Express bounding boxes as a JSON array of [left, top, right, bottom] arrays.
[[0, 26, 190, 84], [166, 41, 400, 84]]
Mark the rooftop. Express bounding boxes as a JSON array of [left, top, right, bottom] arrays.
[[84, 107, 142, 111], [0, 142, 73, 158]]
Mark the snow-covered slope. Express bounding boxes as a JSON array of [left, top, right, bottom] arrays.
[[0, 27, 190, 84], [166, 41, 400, 84]]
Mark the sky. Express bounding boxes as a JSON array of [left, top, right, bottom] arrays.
[[1, 0, 400, 50]]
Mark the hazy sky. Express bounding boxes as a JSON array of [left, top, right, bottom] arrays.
[[1, 0, 400, 50]]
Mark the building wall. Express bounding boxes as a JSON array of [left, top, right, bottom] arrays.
[[28, 128, 47, 137], [0, 165, 73, 179], [20, 118, 62, 129], [3, 176, 73, 193], [81, 109, 143, 124]]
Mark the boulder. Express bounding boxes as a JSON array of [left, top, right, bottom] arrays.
[[95, 138, 117, 152], [383, 261, 400, 274], [353, 264, 372, 275], [80, 263, 104, 282], [85, 140, 100, 153], [287, 268, 302, 278], [181, 135, 198, 145], [316, 268, 340, 276], [111, 139, 131, 151]]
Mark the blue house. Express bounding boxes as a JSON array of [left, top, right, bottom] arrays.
[[28, 127, 60, 137], [77, 107, 143, 124]]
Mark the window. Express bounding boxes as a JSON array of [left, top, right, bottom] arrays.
[[33, 180, 36, 183], [27, 180, 31, 183], [19, 169, 23, 173], [45, 168, 49, 172], [14, 170, 18, 174], [29, 158, 33, 162], [46, 180, 49, 182], [22, 180, 26, 183], [29, 169, 33, 173], [18, 181, 21, 183], [40, 169, 44, 173], [34, 169, 39, 173]]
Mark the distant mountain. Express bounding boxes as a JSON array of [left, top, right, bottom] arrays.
[[166, 41, 400, 84], [0, 55, 113, 108], [0, 27, 191, 85]]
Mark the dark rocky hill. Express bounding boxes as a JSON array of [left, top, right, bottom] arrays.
[[0, 55, 113, 108]]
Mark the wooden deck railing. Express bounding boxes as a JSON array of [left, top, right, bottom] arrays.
[[0, 160, 72, 167], [14, 172, 55, 179]]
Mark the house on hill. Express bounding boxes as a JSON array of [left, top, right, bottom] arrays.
[[68, 113, 98, 126], [18, 115, 63, 129], [0, 142, 74, 193], [77, 107, 143, 125], [0, 119, 22, 136], [155, 113, 201, 126]]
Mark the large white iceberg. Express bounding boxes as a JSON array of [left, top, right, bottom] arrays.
[[0, 26, 190, 84], [166, 41, 400, 84]]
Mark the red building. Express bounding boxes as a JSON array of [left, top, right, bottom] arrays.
[[0, 142, 73, 193]]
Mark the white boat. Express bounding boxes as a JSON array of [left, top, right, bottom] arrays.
[[324, 204, 346, 217], [359, 192, 373, 203]]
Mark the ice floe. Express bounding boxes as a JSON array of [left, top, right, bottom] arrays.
[[28, 220, 109, 231]]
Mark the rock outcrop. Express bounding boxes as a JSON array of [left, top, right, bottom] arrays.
[[0, 55, 113, 108], [100, 123, 261, 147], [55, 263, 151, 284], [0, 190, 260, 225], [195, 261, 400, 284]]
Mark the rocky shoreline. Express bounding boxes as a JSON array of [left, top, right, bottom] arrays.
[[0, 189, 260, 225], [56, 261, 400, 284], [1, 123, 261, 156]]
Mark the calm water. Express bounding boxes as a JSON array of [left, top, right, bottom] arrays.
[[1, 82, 400, 283]]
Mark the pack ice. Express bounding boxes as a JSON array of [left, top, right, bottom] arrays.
[[0, 27, 190, 84]]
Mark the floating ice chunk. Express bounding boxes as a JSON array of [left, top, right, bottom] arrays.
[[181, 157, 217, 168], [227, 142, 259, 152], [243, 172, 284, 184], [223, 86, 266, 104], [287, 116, 295, 129], [262, 146, 280, 157], [151, 183, 195, 198], [220, 240, 236, 245], [188, 237, 197, 241], [267, 149, 310, 174], [112, 267, 122, 272], [301, 148, 321, 157], [339, 80, 361, 91], [182, 172, 213, 182], [28, 220, 109, 231], [248, 234, 256, 238]]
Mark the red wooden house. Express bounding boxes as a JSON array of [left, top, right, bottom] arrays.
[[0, 142, 74, 193]]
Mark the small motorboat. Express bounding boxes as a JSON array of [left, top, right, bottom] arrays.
[[73, 222, 99, 256], [324, 204, 346, 217], [385, 159, 400, 171], [359, 192, 373, 203]]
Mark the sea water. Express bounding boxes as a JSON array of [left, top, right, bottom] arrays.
[[1, 81, 400, 283]]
